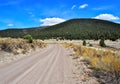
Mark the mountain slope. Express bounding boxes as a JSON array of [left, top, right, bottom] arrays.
[[0, 26, 48, 38], [0, 18, 120, 40]]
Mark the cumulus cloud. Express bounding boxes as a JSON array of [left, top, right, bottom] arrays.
[[94, 14, 119, 20], [40, 17, 65, 26], [79, 4, 88, 9], [71, 5, 76, 10], [7, 23, 14, 27]]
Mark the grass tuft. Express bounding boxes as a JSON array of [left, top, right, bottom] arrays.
[[0, 38, 46, 54], [64, 43, 120, 83]]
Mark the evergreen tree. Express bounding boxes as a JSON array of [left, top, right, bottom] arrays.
[[99, 38, 106, 47], [83, 40, 86, 46]]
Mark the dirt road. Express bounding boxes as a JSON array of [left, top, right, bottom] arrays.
[[0, 44, 77, 84]]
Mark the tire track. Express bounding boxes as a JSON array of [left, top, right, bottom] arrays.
[[36, 45, 61, 84], [0, 45, 54, 84], [0, 44, 78, 84]]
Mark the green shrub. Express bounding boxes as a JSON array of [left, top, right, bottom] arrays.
[[99, 39, 106, 47], [83, 40, 86, 46], [23, 34, 33, 43], [89, 44, 93, 47], [110, 37, 117, 41], [29, 38, 33, 43]]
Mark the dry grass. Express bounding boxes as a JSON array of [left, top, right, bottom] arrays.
[[64, 43, 120, 72], [0, 38, 46, 54], [64, 42, 120, 83]]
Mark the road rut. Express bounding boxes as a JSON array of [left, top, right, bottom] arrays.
[[0, 44, 76, 84]]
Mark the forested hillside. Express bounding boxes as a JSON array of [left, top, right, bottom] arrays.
[[0, 19, 120, 40]]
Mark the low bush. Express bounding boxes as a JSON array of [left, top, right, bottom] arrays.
[[89, 44, 93, 47], [23, 34, 33, 43]]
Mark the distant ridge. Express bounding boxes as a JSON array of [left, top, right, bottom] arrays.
[[0, 18, 120, 40]]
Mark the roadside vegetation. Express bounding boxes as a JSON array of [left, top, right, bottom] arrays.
[[23, 34, 33, 43], [64, 42, 120, 84], [0, 37, 46, 54]]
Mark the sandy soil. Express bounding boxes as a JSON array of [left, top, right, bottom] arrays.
[[0, 44, 99, 84], [0, 48, 42, 63], [0, 51, 27, 63], [44, 39, 120, 49]]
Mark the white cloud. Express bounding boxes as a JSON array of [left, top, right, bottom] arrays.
[[79, 4, 88, 9], [7, 23, 14, 27], [71, 5, 76, 10], [40, 17, 65, 26], [94, 14, 119, 20]]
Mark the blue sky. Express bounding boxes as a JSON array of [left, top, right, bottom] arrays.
[[0, 0, 120, 30]]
